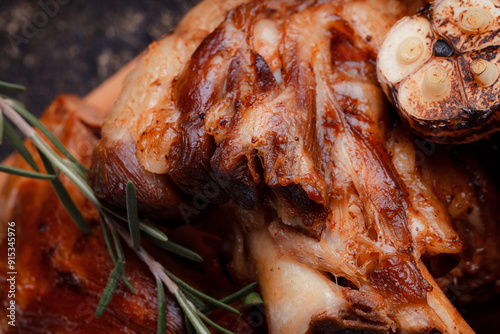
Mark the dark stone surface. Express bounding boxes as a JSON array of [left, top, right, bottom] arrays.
[[0, 0, 199, 159]]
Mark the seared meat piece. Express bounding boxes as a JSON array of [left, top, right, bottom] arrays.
[[92, 0, 421, 234], [87, 0, 498, 333]]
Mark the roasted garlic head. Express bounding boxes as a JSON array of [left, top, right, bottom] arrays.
[[378, 0, 500, 143]]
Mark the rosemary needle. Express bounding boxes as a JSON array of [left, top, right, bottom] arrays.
[[155, 274, 167, 334], [200, 281, 258, 313], [4, 121, 39, 171], [197, 311, 236, 334], [175, 290, 211, 334], [164, 269, 239, 315], [0, 164, 56, 180], [95, 260, 125, 318], [100, 214, 136, 294], [101, 205, 170, 243], [126, 181, 141, 248], [11, 99, 90, 173], [0, 80, 26, 92], [38, 148, 91, 234]]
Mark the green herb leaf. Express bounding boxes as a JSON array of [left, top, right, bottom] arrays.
[[182, 289, 206, 310], [95, 260, 125, 318], [100, 214, 117, 263], [155, 274, 167, 334], [0, 164, 56, 180], [146, 235, 203, 263], [4, 121, 39, 171], [122, 275, 136, 294], [197, 311, 236, 334], [186, 317, 196, 334], [175, 290, 210, 334], [99, 215, 136, 294], [139, 222, 168, 242], [200, 282, 258, 313], [0, 80, 26, 92], [32, 134, 100, 207], [242, 292, 263, 310], [164, 269, 239, 315], [11, 101, 89, 173], [101, 206, 169, 243], [38, 150, 91, 234], [64, 160, 89, 182], [102, 205, 202, 262], [109, 223, 125, 261], [126, 181, 140, 248]]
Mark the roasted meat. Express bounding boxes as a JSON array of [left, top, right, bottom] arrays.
[[89, 0, 500, 333]]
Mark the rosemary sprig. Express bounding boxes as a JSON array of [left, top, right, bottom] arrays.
[[155, 274, 167, 334], [0, 80, 26, 92], [200, 282, 258, 313], [101, 205, 169, 242], [197, 311, 235, 334], [0, 164, 56, 179], [176, 290, 211, 334], [0, 82, 260, 334], [164, 269, 239, 314], [102, 204, 203, 262], [38, 149, 91, 234], [99, 213, 136, 293], [126, 181, 141, 248], [4, 121, 39, 171], [95, 260, 126, 318], [10, 99, 89, 173]]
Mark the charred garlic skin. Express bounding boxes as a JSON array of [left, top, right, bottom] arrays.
[[377, 0, 500, 143]]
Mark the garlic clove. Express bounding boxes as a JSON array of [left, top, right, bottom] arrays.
[[398, 59, 465, 121], [377, 16, 434, 86], [458, 50, 500, 111], [470, 59, 499, 86], [397, 37, 425, 65], [459, 7, 493, 34], [422, 65, 451, 100], [433, 0, 500, 53]]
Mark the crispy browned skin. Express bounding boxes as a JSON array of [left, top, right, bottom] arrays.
[[91, 137, 193, 222]]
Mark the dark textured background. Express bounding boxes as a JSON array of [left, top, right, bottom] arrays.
[[0, 1, 499, 332], [0, 0, 199, 159]]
